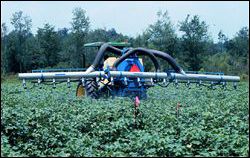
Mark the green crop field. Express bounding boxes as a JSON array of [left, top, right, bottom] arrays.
[[1, 78, 249, 157]]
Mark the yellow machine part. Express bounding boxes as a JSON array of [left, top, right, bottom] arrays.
[[101, 57, 118, 86], [76, 84, 85, 96]]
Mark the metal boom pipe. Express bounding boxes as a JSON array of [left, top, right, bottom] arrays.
[[18, 71, 240, 82]]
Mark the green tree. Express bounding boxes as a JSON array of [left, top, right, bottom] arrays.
[[70, 7, 90, 67], [226, 27, 249, 58], [87, 28, 128, 43], [202, 52, 231, 74], [56, 28, 72, 68], [137, 10, 179, 71], [25, 35, 41, 70], [37, 23, 60, 68], [179, 14, 209, 71], [1, 23, 8, 75], [145, 10, 178, 55], [226, 27, 249, 75], [218, 30, 228, 53], [10, 11, 32, 72]]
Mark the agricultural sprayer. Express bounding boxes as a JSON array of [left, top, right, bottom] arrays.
[[18, 42, 240, 100]]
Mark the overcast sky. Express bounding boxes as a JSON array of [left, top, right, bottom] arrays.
[[1, 1, 249, 42]]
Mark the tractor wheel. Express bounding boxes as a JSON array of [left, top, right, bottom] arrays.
[[76, 79, 99, 99]]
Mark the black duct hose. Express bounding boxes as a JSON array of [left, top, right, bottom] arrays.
[[149, 49, 185, 74], [112, 48, 160, 72], [86, 43, 123, 73]]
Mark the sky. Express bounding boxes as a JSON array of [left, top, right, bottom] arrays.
[[1, 1, 249, 42]]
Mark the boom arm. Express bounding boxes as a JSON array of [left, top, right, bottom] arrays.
[[18, 71, 240, 82]]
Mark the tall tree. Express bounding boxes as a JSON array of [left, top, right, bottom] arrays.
[[87, 28, 111, 42], [10, 11, 32, 72], [56, 28, 71, 68], [139, 10, 179, 71], [70, 7, 90, 67], [1, 23, 8, 75], [37, 23, 60, 68], [226, 27, 249, 75], [218, 30, 228, 53], [145, 10, 178, 56], [226, 27, 249, 58], [179, 14, 209, 71]]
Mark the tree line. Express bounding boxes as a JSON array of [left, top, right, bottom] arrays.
[[1, 8, 249, 79]]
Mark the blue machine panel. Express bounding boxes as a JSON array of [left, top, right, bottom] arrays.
[[114, 52, 147, 99]]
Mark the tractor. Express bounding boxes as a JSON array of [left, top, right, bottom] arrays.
[[18, 42, 240, 100]]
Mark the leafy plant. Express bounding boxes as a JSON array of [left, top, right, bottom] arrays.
[[1, 80, 249, 156]]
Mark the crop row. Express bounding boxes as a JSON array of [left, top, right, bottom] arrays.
[[1, 81, 249, 156]]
